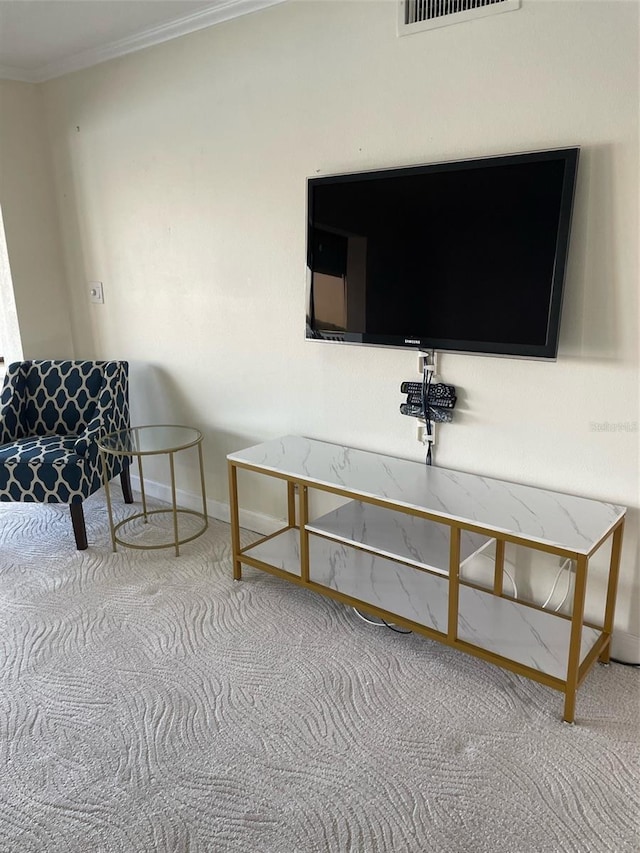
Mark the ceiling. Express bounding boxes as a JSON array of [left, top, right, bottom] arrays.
[[0, 0, 284, 82]]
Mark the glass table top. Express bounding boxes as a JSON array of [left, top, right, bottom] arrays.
[[98, 425, 202, 455]]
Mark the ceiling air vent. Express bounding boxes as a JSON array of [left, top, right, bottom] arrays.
[[399, 0, 521, 36]]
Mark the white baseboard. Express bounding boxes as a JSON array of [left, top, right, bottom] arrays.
[[610, 631, 640, 665], [128, 474, 281, 536], [129, 475, 640, 664]]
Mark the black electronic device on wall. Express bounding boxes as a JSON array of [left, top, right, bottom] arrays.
[[306, 147, 579, 359]]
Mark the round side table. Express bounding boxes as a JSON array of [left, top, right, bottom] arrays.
[[98, 425, 208, 556]]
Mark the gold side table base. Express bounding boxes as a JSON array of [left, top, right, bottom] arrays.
[[113, 508, 208, 556]]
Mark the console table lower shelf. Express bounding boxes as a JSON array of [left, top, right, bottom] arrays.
[[227, 436, 626, 724]]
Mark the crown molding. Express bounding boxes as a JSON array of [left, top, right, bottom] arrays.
[[3, 0, 286, 84]]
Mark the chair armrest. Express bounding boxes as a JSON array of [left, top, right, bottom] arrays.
[[74, 419, 102, 457]]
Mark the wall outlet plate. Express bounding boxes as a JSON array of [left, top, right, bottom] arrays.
[[89, 281, 104, 303]]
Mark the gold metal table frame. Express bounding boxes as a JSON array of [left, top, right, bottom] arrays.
[[227, 436, 626, 725], [98, 424, 208, 556]]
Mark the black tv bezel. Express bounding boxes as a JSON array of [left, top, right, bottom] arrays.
[[305, 147, 580, 360]]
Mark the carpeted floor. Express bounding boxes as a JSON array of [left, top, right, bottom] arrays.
[[0, 491, 638, 853]]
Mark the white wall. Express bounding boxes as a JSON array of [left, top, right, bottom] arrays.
[[0, 81, 73, 359], [38, 1, 638, 648]]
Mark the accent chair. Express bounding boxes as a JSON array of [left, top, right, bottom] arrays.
[[0, 360, 133, 549]]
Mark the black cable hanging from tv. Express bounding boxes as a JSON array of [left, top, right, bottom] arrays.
[[422, 357, 433, 466]]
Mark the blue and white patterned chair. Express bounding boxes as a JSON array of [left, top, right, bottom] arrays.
[[0, 360, 133, 549]]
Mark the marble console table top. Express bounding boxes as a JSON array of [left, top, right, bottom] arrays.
[[228, 435, 625, 555]]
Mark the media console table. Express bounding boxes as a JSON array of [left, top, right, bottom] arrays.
[[227, 435, 625, 723]]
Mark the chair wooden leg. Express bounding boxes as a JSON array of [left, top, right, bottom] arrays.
[[70, 503, 88, 550], [120, 465, 134, 504]]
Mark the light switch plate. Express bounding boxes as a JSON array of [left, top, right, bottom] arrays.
[[89, 281, 104, 303]]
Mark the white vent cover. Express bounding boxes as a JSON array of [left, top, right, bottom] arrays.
[[399, 0, 521, 35]]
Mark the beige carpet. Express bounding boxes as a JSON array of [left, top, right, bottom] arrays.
[[0, 491, 638, 853]]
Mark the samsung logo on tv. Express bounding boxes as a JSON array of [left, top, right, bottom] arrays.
[[404, 338, 421, 345]]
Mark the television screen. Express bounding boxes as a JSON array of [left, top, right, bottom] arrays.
[[306, 148, 579, 359]]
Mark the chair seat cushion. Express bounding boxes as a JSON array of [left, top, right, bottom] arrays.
[[0, 435, 90, 503], [0, 434, 80, 464]]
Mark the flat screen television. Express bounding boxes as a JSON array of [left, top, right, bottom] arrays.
[[306, 147, 579, 359]]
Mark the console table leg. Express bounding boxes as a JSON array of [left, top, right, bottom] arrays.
[[287, 481, 296, 527], [563, 688, 577, 725], [447, 527, 461, 643], [599, 520, 624, 664], [299, 484, 309, 583], [564, 553, 588, 723], [227, 460, 242, 580], [493, 539, 505, 596]]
